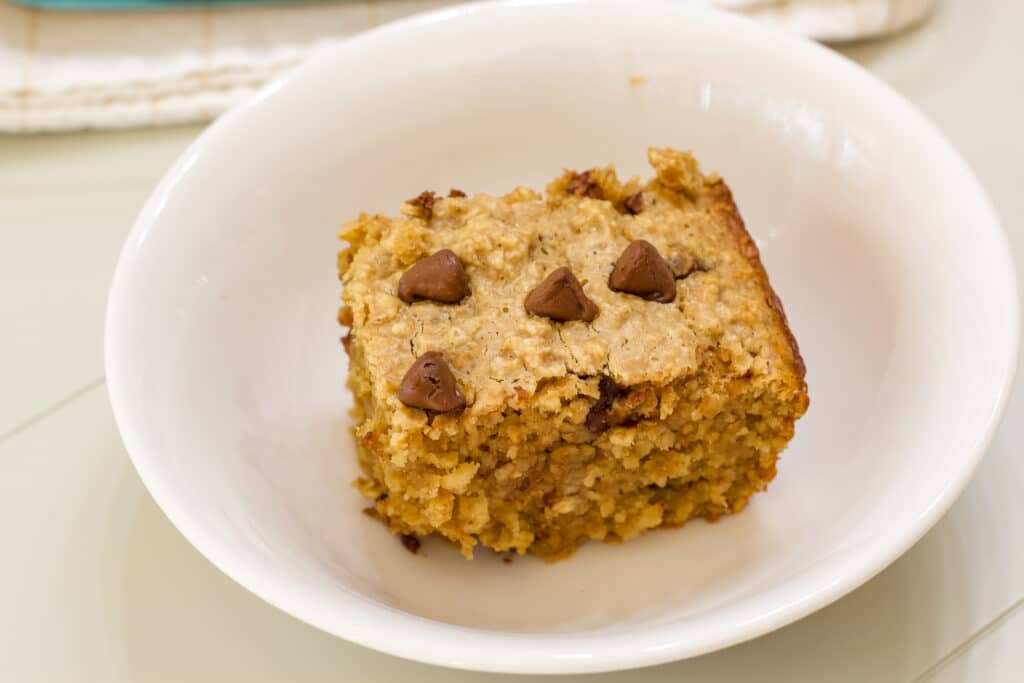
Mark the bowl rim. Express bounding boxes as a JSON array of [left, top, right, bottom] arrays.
[[105, 0, 1021, 674]]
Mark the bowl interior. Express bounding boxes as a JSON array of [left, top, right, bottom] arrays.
[[106, 1, 1017, 673]]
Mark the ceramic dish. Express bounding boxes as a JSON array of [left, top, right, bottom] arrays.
[[105, 0, 1019, 674]]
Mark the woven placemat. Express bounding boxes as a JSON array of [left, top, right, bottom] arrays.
[[0, 0, 935, 133]]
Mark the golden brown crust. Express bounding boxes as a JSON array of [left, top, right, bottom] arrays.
[[706, 179, 808, 386]]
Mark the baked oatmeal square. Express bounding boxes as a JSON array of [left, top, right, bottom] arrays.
[[338, 148, 807, 560]]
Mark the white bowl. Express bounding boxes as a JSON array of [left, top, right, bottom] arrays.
[[105, 0, 1019, 674]]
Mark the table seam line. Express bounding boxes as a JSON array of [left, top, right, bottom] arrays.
[[0, 376, 106, 446], [910, 594, 1024, 682]]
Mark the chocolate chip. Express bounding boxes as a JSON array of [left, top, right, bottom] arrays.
[[608, 240, 676, 303], [524, 266, 598, 322], [400, 534, 421, 554], [398, 249, 470, 304], [398, 351, 466, 413], [341, 331, 353, 354], [623, 192, 644, 215], [585, 375, 629, 432], [566, 170, 603, 199], [448, 188, 467, 198], [406, 190, 438, 219]]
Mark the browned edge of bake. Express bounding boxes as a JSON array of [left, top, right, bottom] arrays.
[[706, 179, 808, 389]]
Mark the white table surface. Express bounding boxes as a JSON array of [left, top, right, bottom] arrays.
[[2, 1, 1022, 680]]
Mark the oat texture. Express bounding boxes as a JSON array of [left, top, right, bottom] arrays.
[[337, 148, 808, 560]]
